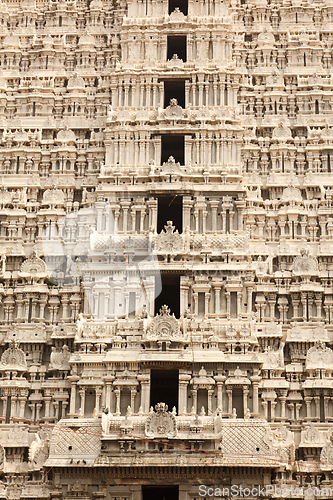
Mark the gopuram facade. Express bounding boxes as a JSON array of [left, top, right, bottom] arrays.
[[1, 0, 333, 498]]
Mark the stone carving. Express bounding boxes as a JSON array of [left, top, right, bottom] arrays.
[[320, 430, 333, 465], [0, 341, 27, 370], [154, 221, 183, 254], [29, 432, 49, 468], [102, 407, 112, 434], [19, 252, 48, 281], [272, 122, 292, 141], [168, 7, 186, 21], [164, 98, 183, 120], [145, 403, 177, 438], [306, 342, 333, 369], [49, 345, 70, 370], [0, 186, 12, 207], [292, 249, 319, 276], [302, 424, 320, 444], [56, 127, 76, 144], [42, 188, 65, 207], [272, 426, 295, 465], [146, 305, 181, 341], [282, 184, 302, 203]]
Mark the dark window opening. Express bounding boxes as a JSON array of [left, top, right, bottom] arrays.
[[164, 80, 185, 108], [232, 388, 244, 418], [28, 298, 32, 323], [304, 53, 306, 66], [6, 396, 11, 424], [58, 401, 63, 420], [129, 292, 136, 319], [32, 102, 36, 116], [320, 395, 325, 422], [167, 36, 186, 62], [328, 154, 331, 172], [150, 370, 179, 412], [157, 195, 182, 233], [155, 274, 180, 318], [161, 134, 184, 165], [59, 16, 62, 27], [267, 401, 271, 422], [315, 100, 319, 114], [169, 0, 188, 15]]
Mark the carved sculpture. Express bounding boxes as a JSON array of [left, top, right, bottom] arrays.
[[145, 403, 177, 438]]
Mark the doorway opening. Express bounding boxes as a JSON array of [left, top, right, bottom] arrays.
[[161, 135, 184, 165], [167, 36, 187, 62], [150, 370, 179, 411], [164, 80, 185, 108], [142, 486, 179, 500], [157, 195, 182, 233], [155, 274, 180, 318]]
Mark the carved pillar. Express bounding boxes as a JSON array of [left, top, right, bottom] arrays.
[[191, 388, 198, 414], [130, 389, 137, 413], [179, 372, 191, 415], [208, 389, 214, 415], [79, 388, 86, 416]]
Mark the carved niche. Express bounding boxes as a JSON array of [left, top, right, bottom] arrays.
[[146, 305, 181, 341], [154, 221, 183, 254], [145, 403, 177, 438]]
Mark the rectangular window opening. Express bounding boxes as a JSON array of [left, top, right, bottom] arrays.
[[150, 370, 179, 412], [161, 134, 184, 165], [232, 388, 244, 419], [164, 80, 185, 108], [157, 195, 182, 234], [167, 36, 187, 62], [155, 274, 180, 318], [169, 0, 188, 15], [129, 292, 136, 319], [320, 394, 325, 422]]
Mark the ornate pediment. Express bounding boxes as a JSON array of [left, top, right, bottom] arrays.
[[164, 99, 183, 120], [42, 187, 65, 207], [146, 305, 181, 341], [154, 221, 183, 254], [292, 249, 319, 276], [282, 185, 302, 203], [145, 403, 177, 438], [0, 341, 27, 370], [19, 252, 48, 281], [306, 341, 333, 369], [272, 122, 292, 141]]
